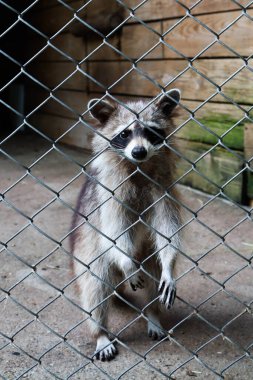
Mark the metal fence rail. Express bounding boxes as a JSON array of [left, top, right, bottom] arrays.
[[0, 0, 253, 379]]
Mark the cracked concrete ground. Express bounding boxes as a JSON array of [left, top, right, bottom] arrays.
[[0, 132, 252, 380]]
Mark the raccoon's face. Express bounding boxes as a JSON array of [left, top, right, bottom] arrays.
[[88, 89, 180, 163]]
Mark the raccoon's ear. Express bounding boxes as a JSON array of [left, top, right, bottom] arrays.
[[155, 89, 181, 117], [88, 98, 116, 123]]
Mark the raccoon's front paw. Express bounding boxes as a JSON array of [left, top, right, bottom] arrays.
[[129, 272, 144, 291], [158, 275, 176, 309], [95, 336, 118, 361]]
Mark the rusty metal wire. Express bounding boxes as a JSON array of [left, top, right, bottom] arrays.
[[0, 0, 253, 379]]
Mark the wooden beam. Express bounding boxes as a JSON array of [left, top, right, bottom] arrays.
[[120, 22, 163, 60], [32, 33, 86, 62], [175, 139, 244, 203], [125, 0, 252, 22], [88, 58, 253, 104], [28, 1, 83, 36], [28, 61, 88, 91], [26, 88, 90, 120], [163, 10, 253, 58], [29, 0, 124, 38], [244, 123, 253, 205], [30, 113, 91, 149]]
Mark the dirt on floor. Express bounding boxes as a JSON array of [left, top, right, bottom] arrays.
[[0, 132, 252, 380]]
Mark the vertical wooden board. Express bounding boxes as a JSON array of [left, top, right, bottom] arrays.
[[247, 174, 253, 202], [175, 139, 244, 202], [244, 123, 253, 201], [120, 22, 163, 59], [245, 124, 253, 164], [163, 10, 253, 58]]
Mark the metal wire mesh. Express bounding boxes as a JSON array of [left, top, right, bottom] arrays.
[[0, 0, 253, 379]]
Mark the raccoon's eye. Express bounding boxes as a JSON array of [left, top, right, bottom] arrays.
[[120, 130, 131, 139], [145, 127, 166, 145]]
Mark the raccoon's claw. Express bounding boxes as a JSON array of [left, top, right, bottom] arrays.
[[129, 273, 144, 291], [94, 342, 118, 361], [158, 277, 176, 309], [148, 320, 166, 340]]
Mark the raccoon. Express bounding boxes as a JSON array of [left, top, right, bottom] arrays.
[[70, 89, 182, 361]]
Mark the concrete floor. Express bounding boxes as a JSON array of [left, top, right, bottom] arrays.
[[0, 132, 252, 380]]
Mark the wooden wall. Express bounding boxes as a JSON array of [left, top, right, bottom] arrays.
[[27, 0, 253, 203]]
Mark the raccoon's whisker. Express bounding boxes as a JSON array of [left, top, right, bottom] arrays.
[[109, 145, 124, 150], [114, 156, 125, 167]]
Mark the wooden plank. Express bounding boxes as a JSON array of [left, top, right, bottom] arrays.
[[29, 0, 123, 37], [86, 34, 122, 61], [28, 1, 84, 36], [163, 10, 253, 58], [175, 115, 245, 151], [244, 124, 253, 163], [244, 123, 253, 202], [69, 0, 124, 37], [125, 0, 251, 22], [173, 100, 253, 151], [26, 88, 91, 120], [175, 139, 244, 202], [34, 33, 86, 62], [120, 22, 163, 60], [28, 61, 88, 90], [88, 58, 253, 104], [87, 22, 162, 61], [30, 113, 91, 149], [34, 0, 81, 11]]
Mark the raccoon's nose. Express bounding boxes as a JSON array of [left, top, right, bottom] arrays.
[[131, 146, 147, 160]]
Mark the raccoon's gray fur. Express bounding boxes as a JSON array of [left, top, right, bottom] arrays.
[[70, 89, 182, 361]]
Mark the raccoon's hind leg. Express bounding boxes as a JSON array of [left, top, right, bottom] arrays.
[[143, 261, 167, 340], [75, 261, 117, 361], [147, 303, 166, 340]]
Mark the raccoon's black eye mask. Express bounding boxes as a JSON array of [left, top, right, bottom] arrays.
[[110, 127, 166, 149], [144, 127, 166, 145], [110, 130, 132, 149]]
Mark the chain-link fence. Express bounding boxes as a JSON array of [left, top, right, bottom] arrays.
[[1, 0, 253, 379]]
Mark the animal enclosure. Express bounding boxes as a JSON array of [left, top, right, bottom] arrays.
[[0, 0, 253, 379]]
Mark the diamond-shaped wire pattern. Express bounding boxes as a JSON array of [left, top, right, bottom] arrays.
[[0, 0, 253, 379]]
